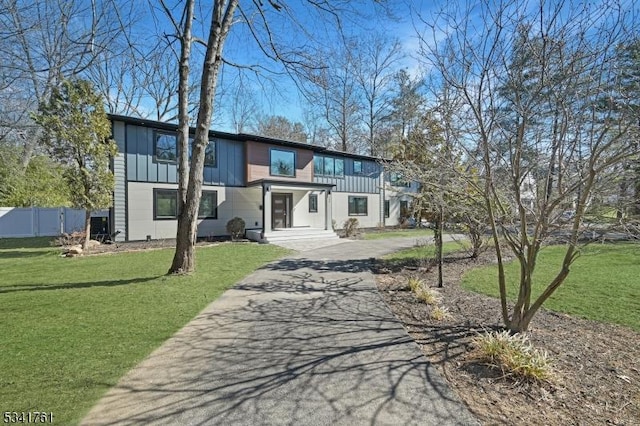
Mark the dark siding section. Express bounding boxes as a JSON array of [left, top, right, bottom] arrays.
[[124, 124, 245, 186], [314, 158, 381, 193]]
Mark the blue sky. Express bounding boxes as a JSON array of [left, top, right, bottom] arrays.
[[125, 0, 440, 132]]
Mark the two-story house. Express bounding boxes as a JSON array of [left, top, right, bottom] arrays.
[[108, 115, 416, 243]]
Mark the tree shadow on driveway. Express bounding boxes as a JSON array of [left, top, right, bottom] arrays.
[[82, 260, 477, 426]]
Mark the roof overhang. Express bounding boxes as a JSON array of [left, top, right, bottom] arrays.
[[247, 179, 336, 192]]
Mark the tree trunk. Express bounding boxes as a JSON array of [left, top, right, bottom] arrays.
[[168, 0, 238, 275], [435, 209, 444, 288], [83, 210, 91, 251]]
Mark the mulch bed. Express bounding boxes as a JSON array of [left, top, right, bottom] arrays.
[[374, 252, 640, 425]]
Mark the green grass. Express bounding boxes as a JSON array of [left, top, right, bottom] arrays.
[[0, 239, 288, 424], [383, 240, 467, 261], [462, 243, 640, 331], [363, 228, 434, 240]]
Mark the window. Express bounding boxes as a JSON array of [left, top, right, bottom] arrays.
[[384, 200, 390, 218], [309, 194, 318, 213], [154, 189, 178, 219], [348, 196, 368, 216], [270, 148, 296, 177], [354, 160, 363, 175], [314, 156, 323, 175], [334, 158, 344, 177], [188, 136, 216, 167], [400, 200, 409, 219], [314, 155, 345, 177], [154, 132, 177, 163], [323, 157, 334, 176], [153, 189, 218, 220], [198, 191, 218, 219], [389, 171, 411, 187]]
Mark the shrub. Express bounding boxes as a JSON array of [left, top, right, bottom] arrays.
[[343, 218, 360, 237], [416, 287, 440, 305], [430, 305, 452, 321], [53, 231, 86, 247], [472, 330, 553, 382], [226, 217, 246, 241], [407, 276, 420, 291]]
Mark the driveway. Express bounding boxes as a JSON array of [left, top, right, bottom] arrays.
[[82, 237, 477, 425]]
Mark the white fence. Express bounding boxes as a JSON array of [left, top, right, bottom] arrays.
[[0, 207, 88, 238]]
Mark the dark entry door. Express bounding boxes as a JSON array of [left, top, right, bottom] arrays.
[[272, 193, 292, 229]]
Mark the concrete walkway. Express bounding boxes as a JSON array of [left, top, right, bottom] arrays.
[[82, 237, 477, 426]]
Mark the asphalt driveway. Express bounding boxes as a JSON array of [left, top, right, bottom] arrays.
[[82, 237, 477, 425]]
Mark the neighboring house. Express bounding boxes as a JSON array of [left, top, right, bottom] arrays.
[[108, 115, 416, 242]]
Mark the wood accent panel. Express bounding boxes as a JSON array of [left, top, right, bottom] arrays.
[[246, 141, 314, 183]]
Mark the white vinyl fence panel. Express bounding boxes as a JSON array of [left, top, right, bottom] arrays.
[[0, 207, 87, 238]]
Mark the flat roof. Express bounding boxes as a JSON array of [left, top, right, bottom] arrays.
[[108, 114, 384, 162]]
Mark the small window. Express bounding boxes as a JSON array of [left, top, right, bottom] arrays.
[[270, 148, 296, 177], [334, 158, 344, 177], [154, 189, 178, 219], [323, 157, 335, 176], [198, 191, 218, 219], [354, 160, 363, 175], [384, 200, 390, 218], [390, 172, 410, 187], [309, 194, 318, 213], [188, 136, 216, 167], [314, 156, 323, 176], [154, 132, 177, 163], [348, 196, 368, 216]]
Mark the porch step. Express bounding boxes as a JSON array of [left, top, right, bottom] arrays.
[[246, 228, 340, 244]]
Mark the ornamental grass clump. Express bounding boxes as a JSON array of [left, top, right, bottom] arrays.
[[430, 305, 453, 321], [472, 330, 553, 382]]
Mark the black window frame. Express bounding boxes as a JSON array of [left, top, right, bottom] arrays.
[[154, 131, 178, 163], [389, 171, 411, 187], [198, 190, 218, 219], [313, 154, 345, 178], [188, 136, 217, 167], [353, 160, 363, 175], [384, 200, 390, 218], [270, 148, 296, 177], [309, 194, 318, 213], [348, 196, 368, 216], [153, 188, 178, 219], [153, 188, 218, 220]]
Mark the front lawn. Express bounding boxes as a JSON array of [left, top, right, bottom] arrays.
[[461, 243, 640, 331], [383, 240, 466, 261], [0, 240, 288, 424]]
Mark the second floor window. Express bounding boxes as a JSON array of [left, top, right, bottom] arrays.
[[314, 155, 344, 177], [154, 132, 177, 163], [270, 148, 296, 177], [189, 136, 216, 167], [354, 160, 363, 175]]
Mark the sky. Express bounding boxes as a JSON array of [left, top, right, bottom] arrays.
[[123, 0, 441, 133]]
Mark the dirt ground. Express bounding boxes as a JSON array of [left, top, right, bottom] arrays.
[[374, 252, 640, 426]]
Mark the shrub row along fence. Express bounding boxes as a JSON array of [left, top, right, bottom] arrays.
[[0, 207, 89, 238]]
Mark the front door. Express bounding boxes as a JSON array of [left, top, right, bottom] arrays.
[[272, 193, 292, 229]]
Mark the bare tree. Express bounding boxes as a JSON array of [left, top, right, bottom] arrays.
[[251, 115, 307, 142], [226, 72, 259, 133], [417, 0, 640, 332], [164, 0, 391, 273], [354, 34, 403, 156], [301, 40, 363, 152], [0, 0, 133, 170]]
